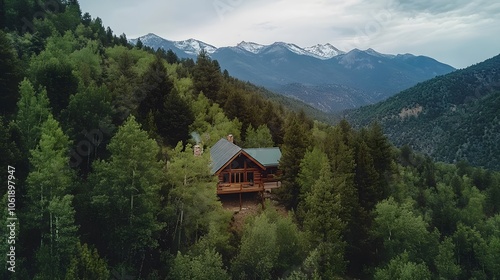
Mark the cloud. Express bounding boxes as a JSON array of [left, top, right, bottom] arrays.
[[79, 0, 500, 68]]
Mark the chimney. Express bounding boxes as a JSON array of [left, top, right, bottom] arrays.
[[227, 134, 234, 143], [194, 144, 203, 157]]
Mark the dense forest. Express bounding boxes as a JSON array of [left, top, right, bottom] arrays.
[[345, 55, 500, 170], [1, 1, 500, 279]]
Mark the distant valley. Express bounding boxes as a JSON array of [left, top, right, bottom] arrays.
[[345, 54, 500, 170], [131, 34, 455, 112]]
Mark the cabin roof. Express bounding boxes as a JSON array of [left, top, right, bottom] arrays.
[[243, 148, 281, 167], [210, 138, 282, 174], [210, 138, 241, 175]]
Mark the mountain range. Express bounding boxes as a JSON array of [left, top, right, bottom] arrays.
[[131, 33, 455, 112], [345, 54, 500, 170]]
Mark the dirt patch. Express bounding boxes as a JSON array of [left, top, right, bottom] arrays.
[[399, 104, 423, 119], [219, 193, 288, 234]]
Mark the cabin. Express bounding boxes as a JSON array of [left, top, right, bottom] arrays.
[[210, 136, 282, 195]]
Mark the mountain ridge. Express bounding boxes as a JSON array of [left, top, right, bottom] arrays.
[[131, 33, 456, 112], [344, 54, 500, 170]]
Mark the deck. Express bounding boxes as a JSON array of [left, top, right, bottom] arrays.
[[217, 183, 264, 194], [217, 180, 281, 195]]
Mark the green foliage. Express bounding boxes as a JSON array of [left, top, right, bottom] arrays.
[[372, 197, 438, 263], [170, 249, 230, 280], [347, 55, 500, 170], [137, 56, 194, 145], [243, 124, 274, 148], [26, 115, 77, 278], [232, 213, 278, 280], [190, 92, 242, 147], [435, 237, 461, 279], [277, 113, 310, 209], [15, 79, 51, 152], [65, 243, 110, 280], [0, 30, 21, 116], [231, 205, 305, 279], [2, 4, 500, 279], [374, 252, 432, 280], [28, 32, 80, 114], [90, 116, 164, 268], [193, 50, 222, 100], [165, 143, 228, 250], [302, 156, 346, 277]]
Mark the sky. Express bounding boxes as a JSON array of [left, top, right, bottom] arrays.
[[78, 0, 500, 69]]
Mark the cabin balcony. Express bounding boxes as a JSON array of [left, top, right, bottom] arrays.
[[217, 182, 264, 194]]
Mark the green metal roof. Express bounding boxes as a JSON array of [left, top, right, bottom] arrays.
[[243, 147, 282, 167], [210, 139, 282, 174]]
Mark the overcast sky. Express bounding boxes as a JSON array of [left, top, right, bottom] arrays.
[[78, 0, 500, 69]]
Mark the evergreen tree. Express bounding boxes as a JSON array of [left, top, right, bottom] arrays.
[[157, 87, 194, 146], [135, 38, 143, 49], [165, 49, 179, 64], [302, 155, 346, 278], [0, 30, 21, 117], [277, 113, 309, 209], [193, 50, 222, 101], [137, 55, 193, 145], [355, 139, 381, 211], [29, 47, 79, 115]]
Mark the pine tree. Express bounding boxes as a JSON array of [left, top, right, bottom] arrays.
[[302, 155, 346, 278], [0, 30, 21, 117], [355, 139, 381, 211], [277, 113, 310, 209], [137, 56, 193, 146], [157, 87, 194, 146], [193, 50, 222, 101]]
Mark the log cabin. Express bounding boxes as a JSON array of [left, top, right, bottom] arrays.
[[210, 136, 282, 196]]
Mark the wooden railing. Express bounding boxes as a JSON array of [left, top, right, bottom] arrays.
[[217, 183, 264, 194]]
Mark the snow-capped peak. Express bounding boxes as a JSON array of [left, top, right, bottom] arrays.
[[304, 43, 345, 59], [236, 41, 265, 54], [274, 42, 309, 56], [173, 38, 217, 55], [131, 33, 163, 45]]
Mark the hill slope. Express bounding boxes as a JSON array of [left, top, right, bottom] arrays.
[[345, 54, 500, 169]]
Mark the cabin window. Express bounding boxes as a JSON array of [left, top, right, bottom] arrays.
[[222, 173, 229, 183], [247, 172, 254, 184], [231, 172, 244, 183]]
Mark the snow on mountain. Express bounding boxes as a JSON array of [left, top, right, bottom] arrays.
[[304, 43, 345, 59], [131, 34, 217, 55], [236, 41, 265, 54], [131, 33, 164, 45], [275, 42, 310, 56], [131, 34, 390, 60], [174, 39, 217, 55], [364, 48, 395, 58]]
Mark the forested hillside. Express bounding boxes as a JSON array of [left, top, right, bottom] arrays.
[[1, 1, 500, 279], [345, 55, 500, 170]]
